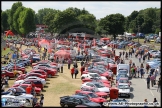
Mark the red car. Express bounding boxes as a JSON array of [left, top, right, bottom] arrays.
[[19, 84, 41, 95], [127, 41, 135, 47], [16, 73, 46, 81], [13, 79, 44, 90], [33, 66, 57, 78], [9, 66, 26, 73], [76, 86, 108, 99], [75, 91, 107, 104], [30, 69, 47, 77], [32, 60, 57, 67], [1, 70, 15, 80]]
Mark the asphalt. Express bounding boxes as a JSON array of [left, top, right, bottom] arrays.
[[112, 48, 161, 105]]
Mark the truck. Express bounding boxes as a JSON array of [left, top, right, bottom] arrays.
[[117, 64, 130, 77]]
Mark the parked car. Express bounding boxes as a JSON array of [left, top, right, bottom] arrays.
[[1, 87, 26, 95], [30, 69, 47, 77], [117, 83, 130, 97], [16, 76, 46, 86], [60, 95, 101, 107], [116, 73, 129, 82], [116, 78, 131, 87], [155, 37, 161, 43], [1, 70, 15, 80], [32, 60, 57, 67], [76, 86, 108, 99], [13, 79, 44, 90], [33, 66, 57, 78], [81, 73, 107, 81], [33, 64, 58, 71], [16, 73, 46, 81], [81, 82, 110, 93], [75, 91, 107, 105], [1, 88, 33, 104]]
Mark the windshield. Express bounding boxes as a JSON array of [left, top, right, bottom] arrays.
[[94, 83, 105, 88], [90, 74, 100, 77], [81, 98, 91, 103], [118, 85, 129, 89], [118, 74, 128, 78], [119, 79, 129, 83], [118, 70, 128, 74], [88, 93, 98, 98]]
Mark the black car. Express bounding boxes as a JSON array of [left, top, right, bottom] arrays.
[[60, 95, 101, 107]]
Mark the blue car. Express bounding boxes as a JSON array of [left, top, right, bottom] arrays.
[[75, 55, 85, 61], [1, 98, 7, 107], [116, 74, 129, 82]]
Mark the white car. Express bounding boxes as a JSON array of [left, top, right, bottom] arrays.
[[81, 82, 110, 93], [1, 92, 33, 105], [81, 73, 107, 80], [117, 83, 130, 97], [14, 77, 46, 86]]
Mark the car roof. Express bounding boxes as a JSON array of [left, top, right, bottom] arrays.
[[118, 83, 129, 86], [71, 95, 87, 98], [78, 91, 92, 94]]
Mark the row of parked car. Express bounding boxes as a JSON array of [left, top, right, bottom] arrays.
[[59, 46, 132, 107], [1, 48, 59, 107]]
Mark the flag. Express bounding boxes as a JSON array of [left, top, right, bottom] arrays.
[[93, 39, 96, 46]]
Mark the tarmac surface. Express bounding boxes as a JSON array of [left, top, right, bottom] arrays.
[[112, 48, 161, 106]]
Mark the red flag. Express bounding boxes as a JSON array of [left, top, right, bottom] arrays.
[[93, 39, 96, 46]]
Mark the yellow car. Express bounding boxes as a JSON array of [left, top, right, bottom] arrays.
[[150, 39, 155, 42]]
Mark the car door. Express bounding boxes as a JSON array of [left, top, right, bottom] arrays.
[[67, 97, 75, 107]]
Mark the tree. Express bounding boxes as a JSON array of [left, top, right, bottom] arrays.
[[18, 8, 36, 35], [100, 13, 125, 40], [13, 6, 25, 34], [1, 11, 9, 32], [8, 1, 23, 33], [37, 8, 55, 24]]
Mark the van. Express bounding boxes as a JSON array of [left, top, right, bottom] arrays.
[[117, 64, 130, 77]]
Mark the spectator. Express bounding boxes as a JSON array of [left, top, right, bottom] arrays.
[[60, 62, 64, 73], [74, 68, 79, 79], [147, 52, 150, 60], [144, 99, 148, 107], [80, 65, 85, 76], [32, 95, 37, 107], [146, 64, 150, 74], [146, 75, 151, 89], [154, 69, 158, 81], [143, 55, 146, 63], [157, 78, 161, 92], [40, 94, 44, 107], [136, 66, 140, 78], [140, 63, 144, 79], [150, 74, 155, 87], [73, 60, 78, 68], [57, 62, 61, 73], [81, 60, 84, 67], [71, 67, 75, 79], [138, 54, 141, 63], [67, 58, 71, 69]]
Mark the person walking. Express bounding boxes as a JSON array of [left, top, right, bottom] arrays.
[[153, 98, 158, 107], [146, 64, 150, 74], [125, 52, 128, 60], [32, 95, 38, 107], [40, 94, 44, 107], [80, 65, 85, 76], [143, 55, 146, 63], [138, 54, 141, 63], [154, 69, 158, 81], [146, 75, 151, 89], [144, 99, 148, 107], [60, 62, 64, 73], [74, 68, 79, 79], [140, 63, 144, 79], [122, 51, 125, 58], [81, 60, 84, 67], [136, 66, 140, 78], [157, 78, 161, 92], [70, 67, 75, 79], [73, 60, 78, 68], [57, 62, 61, 73], [150, 74, 155, 87], [67, 58, 71, 69]]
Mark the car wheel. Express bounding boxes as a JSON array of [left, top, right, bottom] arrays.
[[81, 77, 85, 80], [15, 73, 20, 78], [48, 74, 52, 78], [127, 94, 130, 98], [6, 76, 10, 80]]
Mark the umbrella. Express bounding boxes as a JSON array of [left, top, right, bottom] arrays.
[[6, 30, 14, 36], [38, 39, 50, 49], [55, 50, 71, 59]]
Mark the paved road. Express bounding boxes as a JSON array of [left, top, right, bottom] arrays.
[[113, 48, 161, 105]]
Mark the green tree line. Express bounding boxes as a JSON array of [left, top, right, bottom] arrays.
[[1, 2, 161, 39]]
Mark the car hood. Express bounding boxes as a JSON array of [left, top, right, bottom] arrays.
[[119, 89, 130, 93], [98, 87, 109, 92], [91, 97, 107, 102], [14, 80, 24, 84]]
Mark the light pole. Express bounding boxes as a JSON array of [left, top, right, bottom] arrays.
[[138, 25, 140, 43]]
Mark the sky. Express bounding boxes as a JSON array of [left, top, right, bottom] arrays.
[[1, 1, 161, 19]]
